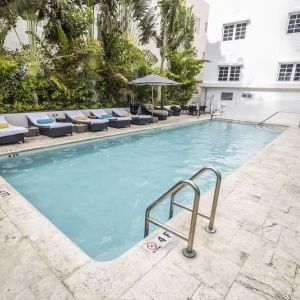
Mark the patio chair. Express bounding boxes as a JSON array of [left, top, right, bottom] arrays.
[[112, 108, 152, 125], [90, 109, 131, 128], [170, 106, 182, 116], [141, 104, 168, 120], [155, 105, 174, 117], [26, 112, 73, 137], [188, 105, 198, 115], [65, 111, 108, 131], [0, 116, 28, 145]]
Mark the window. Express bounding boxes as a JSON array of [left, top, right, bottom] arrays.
[[205, 22, 208, 33], [221, 92, 233, 100], [230, 66, 241, 81], [287, 13, 300, 34], [223, 21, 248, 41], [218, 66, 229, 81], [235, 22, 247, 39], [218, 65, 241, 81], [242, 92, 253, 99], [223, 24, 234, 41], [278, 63, 300, 81], [194, 16, 200, 34], [294, 64, 300, 81]]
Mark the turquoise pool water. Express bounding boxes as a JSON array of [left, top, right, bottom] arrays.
[[0, 120, 284, 260]]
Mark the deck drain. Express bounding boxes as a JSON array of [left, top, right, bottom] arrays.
[[0, 187, 10, 198]]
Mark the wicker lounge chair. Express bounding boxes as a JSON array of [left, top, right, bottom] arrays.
[[112, 108, 151, 125], [90, 109, 131, 128], [0, 116, 28, 145], [170, 106, 182, 116], [155, 105, 174, 117], [65, 111, 108, 131], [141, 104, 169, 120], [26, 113, 73, 137]]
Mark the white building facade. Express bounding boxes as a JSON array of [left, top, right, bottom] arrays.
[[201, 0, 300, 125]]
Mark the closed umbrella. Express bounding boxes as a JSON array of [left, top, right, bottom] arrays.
[[128, 74, 180, 115]]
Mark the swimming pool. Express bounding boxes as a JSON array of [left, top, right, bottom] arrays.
[[0, 120, 284, 260]]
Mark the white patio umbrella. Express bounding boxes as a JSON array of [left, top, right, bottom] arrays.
[[128, 74, 180, 115]]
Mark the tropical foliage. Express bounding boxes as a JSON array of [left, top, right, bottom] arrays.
[[0, 0, 205, 113]]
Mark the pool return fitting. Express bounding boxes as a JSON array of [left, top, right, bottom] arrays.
[[144, 167, 222, 258]]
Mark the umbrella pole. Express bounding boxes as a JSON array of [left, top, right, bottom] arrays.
[[151, 85, 154, 117]]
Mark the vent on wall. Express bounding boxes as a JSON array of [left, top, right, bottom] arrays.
[[221, 92, 233, 100], [242, 92, 253, 99], [0, 187, 10, 198]]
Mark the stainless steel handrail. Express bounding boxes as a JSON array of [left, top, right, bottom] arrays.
[[169, 167, 221, 234], [144, 179, 200, 258], [257, 111, 300, 126]]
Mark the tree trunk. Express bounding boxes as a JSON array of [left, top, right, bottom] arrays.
[[158, 26, 168, 104]]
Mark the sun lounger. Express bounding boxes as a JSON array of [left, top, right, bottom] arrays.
[[112, 108, 151, 125], [141, 104, 168, 120], [155, 105, 174, 117], [26, 113, 73, 137], [65, 111, 108, 131], [90, 109, 131, 128], [0, 116, 28, 145]]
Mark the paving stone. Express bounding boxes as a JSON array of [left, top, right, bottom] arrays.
[[64, 254, 146, 299], [33, 230, 91, 280], [268, 207, 300, 232], [170, 245, 240, 296], [227, 229, 267, 255], [261, 217, 283, 243], [0, 208, 6, 220], [6, 288, 36, 300], [121, 287, 153, 300], [225, 282, 267, 300], [292, 267, 300, 300], [191, 282, 224, 300], [238, 244, 296, 300], [29, 274, 74, 299], [0, 217, 23, 252], [121, 259, 201, 300], [274, 228, 300, 264], [0, 239, 55, 299], [220, 195, 270, 226]]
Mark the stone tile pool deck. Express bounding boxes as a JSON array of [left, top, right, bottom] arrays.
[[0, 116, 299, 299]]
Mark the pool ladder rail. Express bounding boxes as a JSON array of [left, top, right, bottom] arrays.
[[144, 167, 221, 258]]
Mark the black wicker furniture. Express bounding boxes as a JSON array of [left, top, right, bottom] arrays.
[[112, 108, 151, 125], [170, 106, 182, 116], [90, 109, 131, 128], [141, 104, 168, 120], [0, 116, 28, 145], [65, 111, 109, 132], [26, 113, 73, 137]]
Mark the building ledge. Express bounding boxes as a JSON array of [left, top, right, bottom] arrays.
[[200, 82, 300, 91]]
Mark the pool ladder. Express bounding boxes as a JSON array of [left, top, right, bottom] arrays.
[[144, 167, 221, 258]]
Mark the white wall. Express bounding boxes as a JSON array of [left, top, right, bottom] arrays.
[[205, 88, 300, 126], [201, 0, 300, 125]]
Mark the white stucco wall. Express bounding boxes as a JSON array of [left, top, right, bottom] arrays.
[[201, 0, 300, 125]]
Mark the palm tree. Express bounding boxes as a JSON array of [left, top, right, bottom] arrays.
[[155, 0, 195, 103]]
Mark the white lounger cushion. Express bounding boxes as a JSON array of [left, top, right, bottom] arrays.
[[91, 109, 131, 121], [112, 108, 151, 119], [26, 113, 72, 128], [66, 111, 109, 124], [0, 116, 28, 137]]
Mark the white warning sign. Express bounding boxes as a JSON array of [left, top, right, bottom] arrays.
[[144, 231, 173, 253]]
